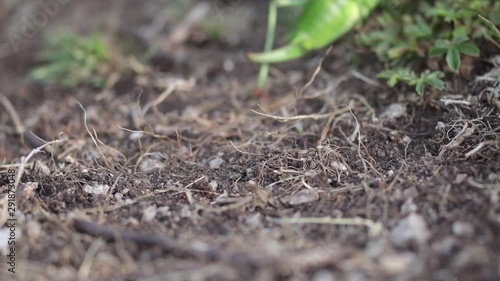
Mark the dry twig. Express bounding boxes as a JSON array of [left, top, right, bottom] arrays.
[[73, 219, 216, 259]]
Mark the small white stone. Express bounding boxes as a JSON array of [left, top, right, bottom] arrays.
[[127, 217, 139, 225], [64, 155, 75, 164], [82, 182, 110, 195], [331, 161, 348, 171], [379, 253, 415, 275], [452, 221, 474, 237], [209, 157, 225, 169], [432, 237, 457, 255], [139, 158, 166, 172], [180, 205, 192, 218], [157, 206, 171, 217], [435, 121, 446, 132], [142, 205, 157, 222], [390, 213, 430, 247], [312, 270, 334, 281], [284, 188, 320, 205], [129, 131, 144, 140], [244, 213, 262, 228], [381, 103, 406, 120], [114, 193, 123, 201], [208, 180, 218, 191], [400, 198, 417, 215], [454, 174, 468, 184], [18, 182, 38, 198], [223, 59, 235, 72]]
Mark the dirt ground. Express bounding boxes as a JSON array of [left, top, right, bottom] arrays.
[[0, 1, 499, 281]]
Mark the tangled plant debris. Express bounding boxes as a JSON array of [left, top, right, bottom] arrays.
[[0, 0, 498, 281]]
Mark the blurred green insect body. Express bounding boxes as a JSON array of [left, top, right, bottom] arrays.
[[248, 0, 380, 87]]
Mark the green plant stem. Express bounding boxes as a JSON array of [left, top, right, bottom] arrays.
[[257, 0, 278, 89], [257, 0, 308, 89]]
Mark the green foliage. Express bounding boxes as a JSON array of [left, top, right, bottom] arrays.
[[428, 28, 480, 72], [357, 0, 498, 95], [377, 69, 445, 95], [30, 31, 110, 88]]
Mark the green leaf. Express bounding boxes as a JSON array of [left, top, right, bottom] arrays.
[[418, 70, 446, 94], [377, 68, 415, 87], [426, 77, 445, 90], [377, 70, 400, 87], [363, 0, 497, 96], [30, 30, 111, 88], [415, 82, 423, 95], [429, 47, 448, 57], [429, 39, 450, 57], [446, 48, 461, 72], [388, 45, 411, 59], [456, 42, 480, 57], [404, 16, 433, 38], [387, 76, 399, 87], [433, 40, 448, 48], [452, 28, 469, 44]]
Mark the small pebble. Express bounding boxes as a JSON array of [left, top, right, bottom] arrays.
[[452, 221, 474, 237], [209, 157, 225, 169], [390, 213, 430, 247], [142, 205, 157, 222], [208, 180, 218, 191]]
